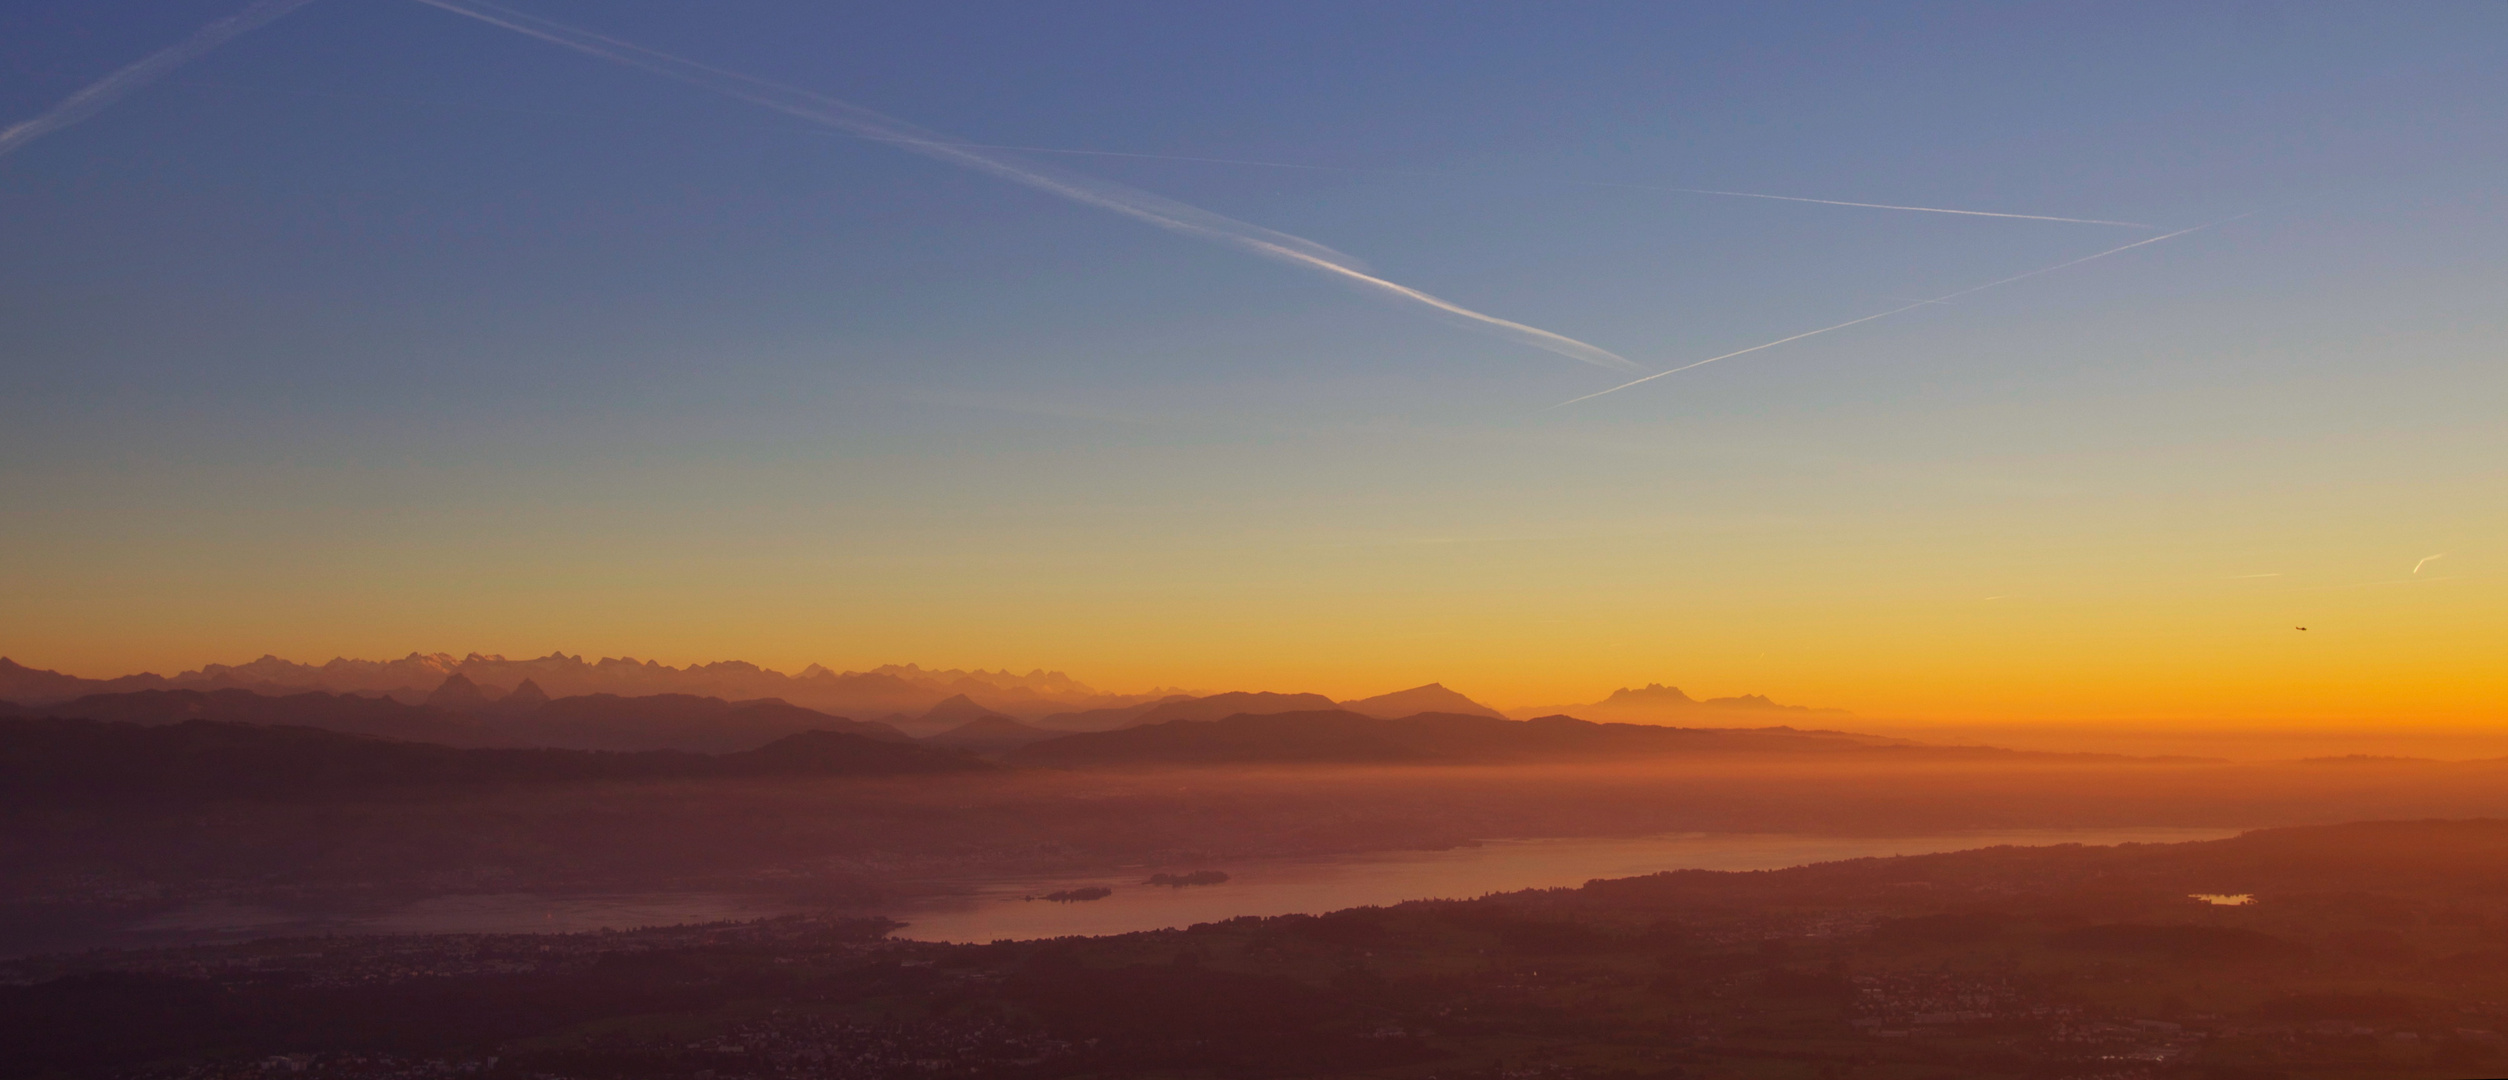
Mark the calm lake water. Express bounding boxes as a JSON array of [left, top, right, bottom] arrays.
[[109, 827, 2234, 950], [881, 827, 2235, 942]]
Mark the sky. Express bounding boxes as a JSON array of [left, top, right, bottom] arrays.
[[1, 1, 2502, 722]]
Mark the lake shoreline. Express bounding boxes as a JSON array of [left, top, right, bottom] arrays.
[[11, 826, 2238, 957]]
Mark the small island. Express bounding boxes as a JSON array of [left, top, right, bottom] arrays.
[[1144, 870, 1231, 887], [1032, 886, 1112, 903]]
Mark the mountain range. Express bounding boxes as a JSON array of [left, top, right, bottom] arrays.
[[0, 654, 1180, 721], [1, 656, 1845, 726], [1505, 682, 1852, 722]]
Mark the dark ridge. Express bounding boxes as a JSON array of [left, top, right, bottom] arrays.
[[511, 692, 915, 751], [919, 714, 1060, 754], [18, 687, 914, 753], [1034, 691, 1338, 733], [422, 673, 495, 713], [0, 715, 986, 805], [26, 689, 505, 746]]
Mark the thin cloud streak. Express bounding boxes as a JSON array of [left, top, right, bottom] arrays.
[[0, 0, 325, 160], [1551, 216, 2248, 408], [408, 0, 1637, 372], [2413, 554, 2446, 575]]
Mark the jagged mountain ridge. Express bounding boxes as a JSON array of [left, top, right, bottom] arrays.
[[17, 688, 915, 754], [1506, 682, 1851, 722], [1339, 683, 1507, 720], [0, 654, 1178, 720], [4, 657, 1850, 731]]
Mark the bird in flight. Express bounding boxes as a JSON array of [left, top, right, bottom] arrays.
[[2295, 626, 2308, 631]]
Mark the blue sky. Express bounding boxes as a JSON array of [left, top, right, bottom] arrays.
[[2, 1, 2502, 718]]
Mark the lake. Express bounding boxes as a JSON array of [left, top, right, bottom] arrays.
[[881, 827, 2235, 942], [107, 826, 2235, 949]]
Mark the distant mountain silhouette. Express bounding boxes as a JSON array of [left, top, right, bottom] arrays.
[[424, 674, 496, 713], [0, 657, 221, 702], [1511, 682, 1851, 723], [0, 716, 983, 805], [896, 694, 1014, 736], [1029, 695, 1196, 732], [1009, 709, 1912, 767], [0, 654, 1174, 719], [1339, 683, 1506, 720], [29, 689, 507, 747], [920, 715, 1061, 755], [499, 678, 550, 708], [1035, 691, 1340, 732], [498, 693, 914, 753], [0, 658, 117, 701], [22, 688, 912, 753]]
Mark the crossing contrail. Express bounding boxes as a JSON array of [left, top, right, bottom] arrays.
[[1550, 215, 2248, 408], [407, 0, 1638, 373], [0, 0, 325, 160]]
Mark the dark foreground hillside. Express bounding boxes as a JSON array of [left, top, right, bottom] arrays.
[[6, 820, 2506, 1080]]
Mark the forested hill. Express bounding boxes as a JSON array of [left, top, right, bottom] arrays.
[[0, 716, 985, 804]]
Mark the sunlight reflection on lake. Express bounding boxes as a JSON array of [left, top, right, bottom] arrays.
[[883, 827, 2238, 943], [111, 827, 2237, 949]]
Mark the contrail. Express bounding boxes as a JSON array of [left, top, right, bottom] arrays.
[[150, 79, 2142, 232], [2413, 554, 2446, 575], [406, 0, 1638, 373], [1551, 215, 2247, 408], [0, 0, 325, 160], [137, 68, 2149, 235], [1566, 181, 2152, 228], [826, 141, 2148, 228]]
